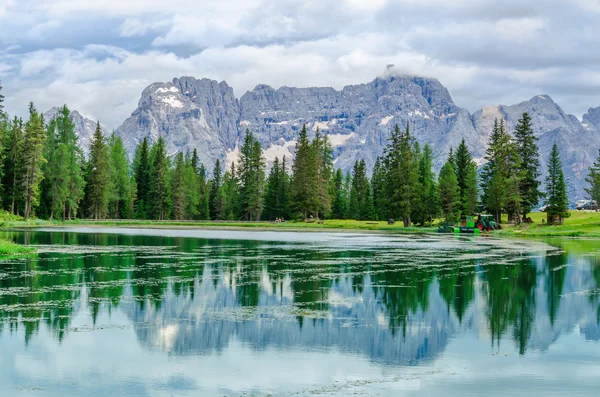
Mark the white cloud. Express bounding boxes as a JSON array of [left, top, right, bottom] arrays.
[[0, 0, 13, 17], [1, 0, 600, 128]]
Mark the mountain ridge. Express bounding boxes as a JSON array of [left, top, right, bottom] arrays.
[[45, 74, 600, 202]]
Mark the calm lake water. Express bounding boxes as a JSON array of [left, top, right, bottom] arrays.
[[1, 228, 600, 396]]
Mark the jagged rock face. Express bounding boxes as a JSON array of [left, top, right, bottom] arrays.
[[43, 107, 101, 155], [240, 75, 477, 172], [116, 74, 600, 202], [472, 95, 600, 200], [116, 77, 240, 160]]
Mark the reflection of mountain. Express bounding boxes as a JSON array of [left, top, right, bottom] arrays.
[[123, 268, 455, 366], [2, 229, 600, 365]]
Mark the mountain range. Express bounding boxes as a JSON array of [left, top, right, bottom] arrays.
[[46, 72, 600, 202]]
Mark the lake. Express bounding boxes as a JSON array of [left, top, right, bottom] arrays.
[[1, 228, 600, 396]]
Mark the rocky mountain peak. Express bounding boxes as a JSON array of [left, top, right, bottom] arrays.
[[43, 107, 102, 155], [115, 73, 600, 201], [582, 106, 600, 131]]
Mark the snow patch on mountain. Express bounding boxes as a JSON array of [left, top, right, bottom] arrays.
[[328, 133, 355, 147], [263, 140, 296, 163], [380, 115, 394, 126]]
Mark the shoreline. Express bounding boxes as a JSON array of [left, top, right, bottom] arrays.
[[1, 211, 599, 238]]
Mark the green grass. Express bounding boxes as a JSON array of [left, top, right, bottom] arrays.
[[0, 238, 36, 258], [1, 210, 600, 238], [498, 211, 600, 237], [2, 218, 437, 233]]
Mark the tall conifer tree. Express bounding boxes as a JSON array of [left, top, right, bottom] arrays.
[[3, 117, 24, 214], [454, 138, 478, 216], [107, 133, 131, 219], [133, 137, 151, 218], [22, 103, 46, 219], [544, 142, 569, 223], [149, 137, 170, 220], [291, 125, 318, 218], [86, 122, 110, 220], [585, 149, 600, 203], [514, 112, 542, 218]]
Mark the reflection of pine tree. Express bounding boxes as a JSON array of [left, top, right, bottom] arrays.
[[482, 260, 537, 354], [438, 263, 476, 323], [545, 253, 567, 325]]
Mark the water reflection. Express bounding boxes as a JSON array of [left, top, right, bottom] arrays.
[[1, 230, 599, 368]]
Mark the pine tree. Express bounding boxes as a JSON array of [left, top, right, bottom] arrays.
[[291, 124, 318, 218], [279, 155, 290, 219], [585, 149, 600, 203], [413, 144, 439, 226], [22, 103, 47, 220], [222, 161, 241, 220], [43, 106, 86, 220], [171, 152, 185, 220], [313, 129, 333, 218], [481, 119, 513, 223], [197, 163, 210, 220], [86, 122, 110, 220], [331, 168, 347, 219], [438, 159, 460, 222], [454, 138, 478, 216], [544, 142, 570, 223], [107, 133, 131, 219], [3, 117, 24, 214], [133, 137, 151, 218], [209, 159, 224, 219], [183, 151, 200, 219], [385, 123, 418, 226], [264, 157, 283, 220], [238, 130, 265, 220], [514, 112, 542, 218], [149, 137, 170, 220], [371, 156, 387, 221], [348, 159, 372, 220]]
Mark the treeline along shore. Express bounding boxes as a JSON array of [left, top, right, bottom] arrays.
[[1, 81, 600, 236]]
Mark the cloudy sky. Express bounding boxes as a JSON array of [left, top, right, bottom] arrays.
[[1, 0, 600, 129]]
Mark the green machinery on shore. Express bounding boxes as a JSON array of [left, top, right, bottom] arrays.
[[438, 215, 501, 234]]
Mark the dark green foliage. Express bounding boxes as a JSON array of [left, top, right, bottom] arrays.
[[133, 138, 151, 218], [331, 168, 347, 219], [42, 106, 86, 220], [197, 163, 210, 220], [2, 117, 24, 214], [86, 122, 110, 220], [438, 159, 460, 222], [313, 129, 334, 218], [222, 161, 241, 220], [514, 113, 542, 217], [291, 125, 318, 218], [263, 156, 290, 220], [454, 139, 478, 216], [22, 103, 47, 219], [148, 137, 170, 220], [544, 142, 570, 223], [481, 119, 516, 223], [209, 159, 223, 220], [585, 149, 600, 203], [171, 152, 185, 220], [413, 144, 439, 226], [348, 159, 374, 220], [108, 133, 133, 219], [238, 130, 265, 220], [384, 123, 419, 226]]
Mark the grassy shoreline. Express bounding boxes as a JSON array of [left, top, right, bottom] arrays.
[[0, 238, 36, 258], [1, 211, 599, 238]]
